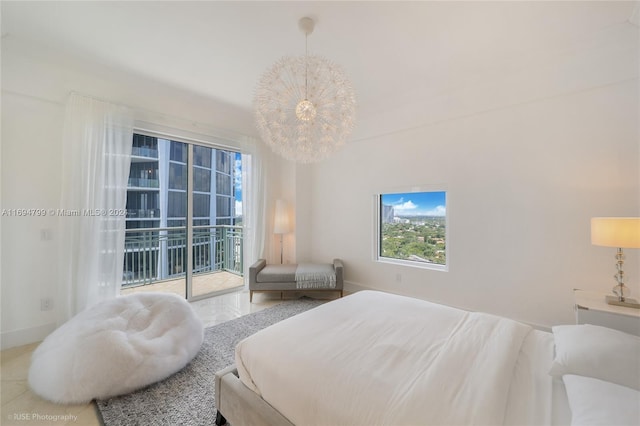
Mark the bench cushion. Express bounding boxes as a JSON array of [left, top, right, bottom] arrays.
[[256, 264, 297, 283]]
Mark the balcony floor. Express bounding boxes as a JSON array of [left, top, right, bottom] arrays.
[[121, 270, 244, 298]]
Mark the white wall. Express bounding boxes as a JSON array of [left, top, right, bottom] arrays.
[[2, 21, 638, 347], [307, 79, 639, 329], [1, 93, 64, 347], [303, 16, 639, 329], [0, 37, 294, 348]]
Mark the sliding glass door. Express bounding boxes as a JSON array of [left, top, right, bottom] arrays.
[[122, 133, 243, 300], [191, 145, 242, 298]]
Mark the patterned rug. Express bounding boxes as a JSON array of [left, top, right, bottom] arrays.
[[96, 297, 324, 426]]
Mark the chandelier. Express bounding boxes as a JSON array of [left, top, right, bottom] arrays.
[[254, 17, 356, 163]]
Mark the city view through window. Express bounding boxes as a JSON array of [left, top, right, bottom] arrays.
[[379, 191, 447, 266], [123, 134, 243, 297]]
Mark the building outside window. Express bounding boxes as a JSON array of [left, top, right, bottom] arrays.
[[123, 133, 242, 290]]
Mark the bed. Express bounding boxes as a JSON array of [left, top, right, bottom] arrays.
[[215, 290, 640, 426]]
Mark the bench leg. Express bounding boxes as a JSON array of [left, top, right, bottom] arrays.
[[215, 411, 227, 426], [250, 291, 254, 303]]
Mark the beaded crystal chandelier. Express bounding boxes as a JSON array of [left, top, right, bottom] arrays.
[[254, 17, 356, 163]]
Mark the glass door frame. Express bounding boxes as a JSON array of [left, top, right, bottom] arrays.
[[128, 128, 244, 302], [186, 143, 194, 300]]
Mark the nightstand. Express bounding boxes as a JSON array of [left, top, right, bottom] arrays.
[[574, 289, 640, 336]]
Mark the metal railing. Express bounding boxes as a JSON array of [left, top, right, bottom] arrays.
[[122, 225, 243, 288], [128, 178, 160, 188], [131, 146, 158, 158], [126, 209, 160, 219]]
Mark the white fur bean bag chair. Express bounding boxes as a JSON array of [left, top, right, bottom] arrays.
[[28, 292, 203, 404]]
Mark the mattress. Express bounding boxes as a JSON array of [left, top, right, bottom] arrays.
[[235, 290, 568, 425]]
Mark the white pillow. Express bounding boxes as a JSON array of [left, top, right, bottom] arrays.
[[550, 324, 640, 390], [563, 374, 640, 426]]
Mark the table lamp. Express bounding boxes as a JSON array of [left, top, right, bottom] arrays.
[[591, 217, 640, 308]]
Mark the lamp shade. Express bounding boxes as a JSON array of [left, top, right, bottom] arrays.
[[274, 200, 291, 234], [591, 217, 640, 248]]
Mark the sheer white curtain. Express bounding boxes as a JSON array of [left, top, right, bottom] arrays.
[[57, 93, 133, 324], [242, 139, 268, 287]]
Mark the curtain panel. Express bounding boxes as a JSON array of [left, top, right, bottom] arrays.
[[242, 142, 267, 287], [57, 93, 133, 324]]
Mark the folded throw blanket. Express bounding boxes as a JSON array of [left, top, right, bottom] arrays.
[[295, 263, 336, 289]]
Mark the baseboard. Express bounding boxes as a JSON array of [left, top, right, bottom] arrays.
[[1, 322, 56, 350]]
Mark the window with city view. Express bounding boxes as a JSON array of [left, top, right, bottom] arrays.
[[377, 190, 447, 270]]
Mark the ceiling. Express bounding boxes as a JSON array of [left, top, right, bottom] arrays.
[[2, 1, 638, 138]]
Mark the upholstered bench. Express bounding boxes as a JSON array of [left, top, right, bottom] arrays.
[[249, 259, 343, 302]]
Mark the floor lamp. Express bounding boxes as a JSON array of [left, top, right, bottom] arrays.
[[274, 200, 291, 264]]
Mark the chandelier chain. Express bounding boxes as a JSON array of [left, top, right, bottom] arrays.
[[304, 32, 309, 100]]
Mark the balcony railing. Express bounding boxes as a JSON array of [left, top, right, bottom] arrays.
[[122, 225, 243, 288], [128, 177, 160, 188], [126, 209, 161, 219], [131, 146, 158, 158]]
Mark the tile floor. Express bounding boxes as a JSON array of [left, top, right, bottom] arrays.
[[121, 271, 244, 299], [0, 290, 308, 426]]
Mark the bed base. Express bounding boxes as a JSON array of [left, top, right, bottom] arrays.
[[215, 365, 294, 426]]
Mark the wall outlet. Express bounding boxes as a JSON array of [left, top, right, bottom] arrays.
[[40, 229, 53, 241], [40, 298, 53, 311]]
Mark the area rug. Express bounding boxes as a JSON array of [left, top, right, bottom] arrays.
[[96, 297, 324, 426]]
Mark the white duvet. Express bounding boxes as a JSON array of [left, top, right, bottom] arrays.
[[236, 291, 550, 426]]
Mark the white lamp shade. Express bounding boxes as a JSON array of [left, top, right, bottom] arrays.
[[274, 200, 291, 234], [591, 217, 640, 248]]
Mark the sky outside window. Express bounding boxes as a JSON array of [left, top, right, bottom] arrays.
[[381, 191, 446, 217]]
